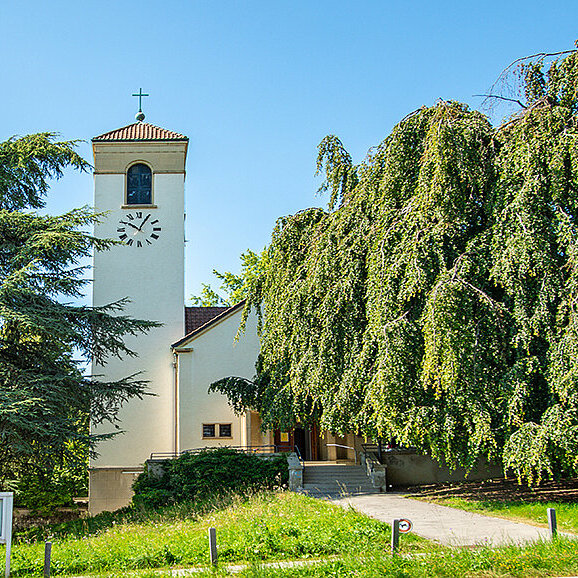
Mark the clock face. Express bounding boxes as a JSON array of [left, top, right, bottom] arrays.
[[117, 212, 161, 247]]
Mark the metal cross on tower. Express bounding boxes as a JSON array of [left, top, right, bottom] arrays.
[[132, 88, 149, 121]]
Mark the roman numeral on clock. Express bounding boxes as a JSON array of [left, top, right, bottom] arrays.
[[118, 214, 161, 246]]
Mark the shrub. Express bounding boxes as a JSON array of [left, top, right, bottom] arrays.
[[11, 454, 88, 515], [132, 448, 289, 507]]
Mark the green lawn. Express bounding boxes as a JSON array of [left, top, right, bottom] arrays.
[[4, 492, 425, 576], [416, 496, 578, 535], [27, 539, 578, 577], [3, 491, 578, 577]]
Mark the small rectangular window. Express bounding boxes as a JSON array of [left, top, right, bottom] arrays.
[[219, 424, 232, 438], [202, 424, 216, 438]]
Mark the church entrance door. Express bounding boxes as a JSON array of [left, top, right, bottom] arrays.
[[293, 427, 306, 460], [274, 430, 294, 453], [275, 425, 319, 460]]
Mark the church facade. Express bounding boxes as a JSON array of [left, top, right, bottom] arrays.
[[88, 120, 367, 513], [89, 121, 260, 513]]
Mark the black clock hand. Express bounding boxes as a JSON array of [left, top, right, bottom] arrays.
[[137, 214, 151, 231], [119, 220, 140, 231]]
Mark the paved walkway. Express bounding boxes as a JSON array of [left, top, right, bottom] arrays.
[[329, 492, 564, 547]]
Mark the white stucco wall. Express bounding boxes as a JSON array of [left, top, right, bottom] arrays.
[[176, 308, 260, 451], [91, 146, 185, 468]]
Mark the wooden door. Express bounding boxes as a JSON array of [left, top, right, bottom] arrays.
[[274, 430, 294, 453]]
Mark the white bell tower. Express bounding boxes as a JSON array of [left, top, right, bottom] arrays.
[[89, 117, 188, 513]]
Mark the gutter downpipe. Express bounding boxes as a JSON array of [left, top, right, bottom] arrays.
[[172, 351, 179, 455], [172, 347, 194, 456]]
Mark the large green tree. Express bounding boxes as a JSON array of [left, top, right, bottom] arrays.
[[190, 249, 263, 307], [0, 133, 156, 499], [212, 49, 578, 483]]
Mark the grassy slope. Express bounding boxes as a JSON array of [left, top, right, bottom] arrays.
[[5, 492, 424, 576], [3, 491, 578, 577]]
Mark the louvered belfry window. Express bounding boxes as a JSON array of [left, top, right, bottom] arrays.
[[126, 163, 152, 205]]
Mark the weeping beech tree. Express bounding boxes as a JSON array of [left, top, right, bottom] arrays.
[[212, 50, 578, 483]]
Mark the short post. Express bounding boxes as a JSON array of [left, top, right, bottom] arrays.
[[391, 519, 400, 555], [208, 527, 217, 566], [43, 542, 52, 577], [547, 508, 557, 539], [0, 492, 14, 578]]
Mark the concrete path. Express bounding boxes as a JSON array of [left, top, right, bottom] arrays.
[[329, 492, 561, 547]]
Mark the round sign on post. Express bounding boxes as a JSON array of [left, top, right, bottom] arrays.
[[398, 518, 412, 534]]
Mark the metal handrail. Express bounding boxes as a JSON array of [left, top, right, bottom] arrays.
[[361, 443, 417, 464], [149, 445, 280, 461], [293, 445, 305, 468], [326, 443, 358, 464], [361, 443, 417, 452]]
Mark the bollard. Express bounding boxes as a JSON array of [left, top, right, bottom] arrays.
[[43, 542, 52, 577], [208, 527, 217, 566], [391, 519, 400, 555], [547, 508, 557, 539]]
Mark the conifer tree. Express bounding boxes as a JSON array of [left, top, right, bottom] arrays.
[[0, 133, 156, 495]]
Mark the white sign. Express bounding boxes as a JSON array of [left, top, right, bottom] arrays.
[[398, 518, 413, 534], [0, 492, 13, 578]]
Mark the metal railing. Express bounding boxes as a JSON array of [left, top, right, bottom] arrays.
[[326, 443, 359, 464], [149, 445, 280, 461], [293, 445, 305, 468], [361, 443, 417, 464], [361, 443, 382, 463]]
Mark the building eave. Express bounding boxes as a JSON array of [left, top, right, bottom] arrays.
[[172, 299, 247, 348]]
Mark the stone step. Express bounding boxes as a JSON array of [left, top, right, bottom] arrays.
[[301, 464, 379, 497], [305, 468, 368, 473], [305, 462, 362, 472], [304, 472, 371, 479], [303, 479, 375, 485], [304, 467, 369, 478], [303, 486, 375, 494], [300, 487, 378, 498], [304, 478, 372, 485], [301, 489, 379, 498], [305, 464, 362, 469]]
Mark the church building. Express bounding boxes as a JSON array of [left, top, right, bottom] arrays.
[[88, 114, 506, 513], [88, 117, 362, 513]]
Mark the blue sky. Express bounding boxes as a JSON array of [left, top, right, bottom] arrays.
[[1, 1, 576, 300]]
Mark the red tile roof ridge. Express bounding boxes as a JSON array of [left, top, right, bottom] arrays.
[[93, 122, 188, 142]]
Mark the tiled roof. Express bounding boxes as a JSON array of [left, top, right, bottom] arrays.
[[174, 301, 246, 348], [185, 306, 230, 334], [92, 122, 188, 142]]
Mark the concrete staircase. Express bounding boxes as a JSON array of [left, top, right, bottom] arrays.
[[301, 462, 379, 498]]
